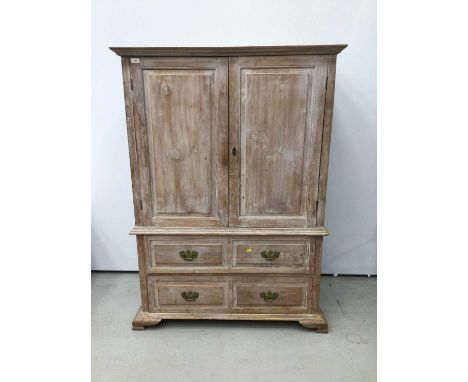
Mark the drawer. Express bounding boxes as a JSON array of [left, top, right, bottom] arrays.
[[232, 239, 311, 269], [147, 276, 228, 312], [233, 280, 308, 310], [147, 275, 312, 313], [146, 237, 226, 270]]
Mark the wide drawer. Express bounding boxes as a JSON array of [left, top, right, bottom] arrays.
[[145, 237, 226, 270], [147, 276, 228, 312], [232, 239, 311, 269], [147, 275, 312, 313]]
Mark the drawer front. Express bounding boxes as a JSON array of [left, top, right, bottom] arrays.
[[146, 237, 226, 270], [232, 239, 311, 269], [233, 280, 308, 310], [147, 276, 312, 313], [147, 276, 228, 312]]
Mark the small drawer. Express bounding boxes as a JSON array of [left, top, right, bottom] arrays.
[[147, 276, 228, 311], [233, 280, 308, 310], [146, 237, 225, 270], [232, 239, 311, 269]]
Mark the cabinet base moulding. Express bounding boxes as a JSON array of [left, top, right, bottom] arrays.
[[132, 307, 328, 332]]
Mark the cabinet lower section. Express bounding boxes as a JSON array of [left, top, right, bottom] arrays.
[[133, 231, 328, 332]]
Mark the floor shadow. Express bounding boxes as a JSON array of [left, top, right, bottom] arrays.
[[143, 319, 319, 332]]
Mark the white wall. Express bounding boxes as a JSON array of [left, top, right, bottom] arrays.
[[92, 0, 376, 274]]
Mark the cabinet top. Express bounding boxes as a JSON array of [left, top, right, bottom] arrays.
[[110, 45, 347, 57]]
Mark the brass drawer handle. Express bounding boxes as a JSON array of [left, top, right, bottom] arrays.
[[260, 290, 279, 302], [261, 250, 280, 261], [179, 250, 198, 261], [181, 291, 199, 301]]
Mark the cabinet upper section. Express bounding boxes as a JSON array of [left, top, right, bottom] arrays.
[[110, 45, 347, 57], [114, 46, 345, 229]]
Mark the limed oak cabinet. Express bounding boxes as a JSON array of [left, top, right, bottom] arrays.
[[111, 45, 347, 331]]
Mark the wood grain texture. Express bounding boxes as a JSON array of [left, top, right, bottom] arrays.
[[157, 283, 227, 307], [143, 268, 315, 275], [121, 57, 142, 225], [132, 307, 161, 330], [147, 275, 312, 314], [242, 68, 309, 216], [311, 237, 324, 311], [234, 282, 307, 309], [142, 235, 314, 273], [144, 69, 213, 215], [131, 307, 327, 331], [146, 237, 226, 270], [132, 57, 228, 227], [133, 309, 323, 320], [232, 239, 310, 269], [136, 236, 149, 311], [110, 45, 348, 57], [147, 276, 229, 312], [130, 60, 152, 225], [298, 310, 328, 332], [229, 56, 329, 227], [130, 226, 329, 236], [316, 55, 337, 226]]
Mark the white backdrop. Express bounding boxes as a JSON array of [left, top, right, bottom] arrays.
[[91, 0, 376, 274]]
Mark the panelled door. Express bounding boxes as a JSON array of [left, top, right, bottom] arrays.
[[228, 56, 329, 227], [129, 57, 229, 227]]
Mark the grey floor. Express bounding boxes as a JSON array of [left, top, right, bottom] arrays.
[[92, 273, 376, 382]]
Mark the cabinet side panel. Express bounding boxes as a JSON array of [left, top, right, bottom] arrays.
[[136, 235, 149, 311], [121, 57, 142, 224], [316, 55, 337, 226], [311, 237, 324, 312], [130, 61, 152, 225]]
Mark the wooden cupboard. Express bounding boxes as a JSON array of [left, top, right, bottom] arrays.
[[111, 45, 347, 331]]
